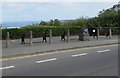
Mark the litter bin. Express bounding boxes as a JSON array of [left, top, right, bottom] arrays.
[[83, 29, 90, 41]]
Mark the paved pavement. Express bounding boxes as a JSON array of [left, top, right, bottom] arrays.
[[2, 45, 118, 76], [2, 36, 119, 57]]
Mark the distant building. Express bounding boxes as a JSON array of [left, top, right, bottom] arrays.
[[59, 19, 75, 25]]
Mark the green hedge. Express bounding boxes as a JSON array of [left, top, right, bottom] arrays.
[[2, 28, 21, 39], [1, 26, 81, 39], [2, 25, 119, 40]]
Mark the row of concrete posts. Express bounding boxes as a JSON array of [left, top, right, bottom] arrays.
[[96, 28, 112, 40], [5, 28, 112, 48], [5, 29, 70, 48]]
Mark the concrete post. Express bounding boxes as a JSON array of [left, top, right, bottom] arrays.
[[109, 28, 112, 39], [97, 28, 99, 40], [6, 32, 10, 48], [67, 29, 70, 42], [29, 31, 33, 46], [79, 28, 83, 41], [49, 30, 52, 44]]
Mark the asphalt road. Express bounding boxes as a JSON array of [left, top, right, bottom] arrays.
[[1, 44, 118, 76]]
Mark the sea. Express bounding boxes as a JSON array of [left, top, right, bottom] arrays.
[[1, 21, 40, 29]]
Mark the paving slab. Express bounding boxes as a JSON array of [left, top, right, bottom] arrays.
[[2, 36, 119, 57]]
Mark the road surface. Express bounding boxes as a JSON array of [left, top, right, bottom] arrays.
[[1, 44, 118, 76]]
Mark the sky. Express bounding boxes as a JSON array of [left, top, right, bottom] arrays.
[[0, 1, 118, 23]]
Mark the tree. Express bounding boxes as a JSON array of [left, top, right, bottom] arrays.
[[98, 3, 119, 27], [49, 19, 54, 26], [0, 24, 2, 28], [39, 21, 48, 25], [53, 19, 61, 26]]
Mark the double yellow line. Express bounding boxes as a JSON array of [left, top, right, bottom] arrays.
[[0, 44, 119, 61]]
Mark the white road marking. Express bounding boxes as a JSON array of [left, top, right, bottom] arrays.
[[97, 49, 111, 53], [11, 40, 15, 42], [36, 58, 57, 63], [71, 53, 88, 57], [0, 66, 14, 70]]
